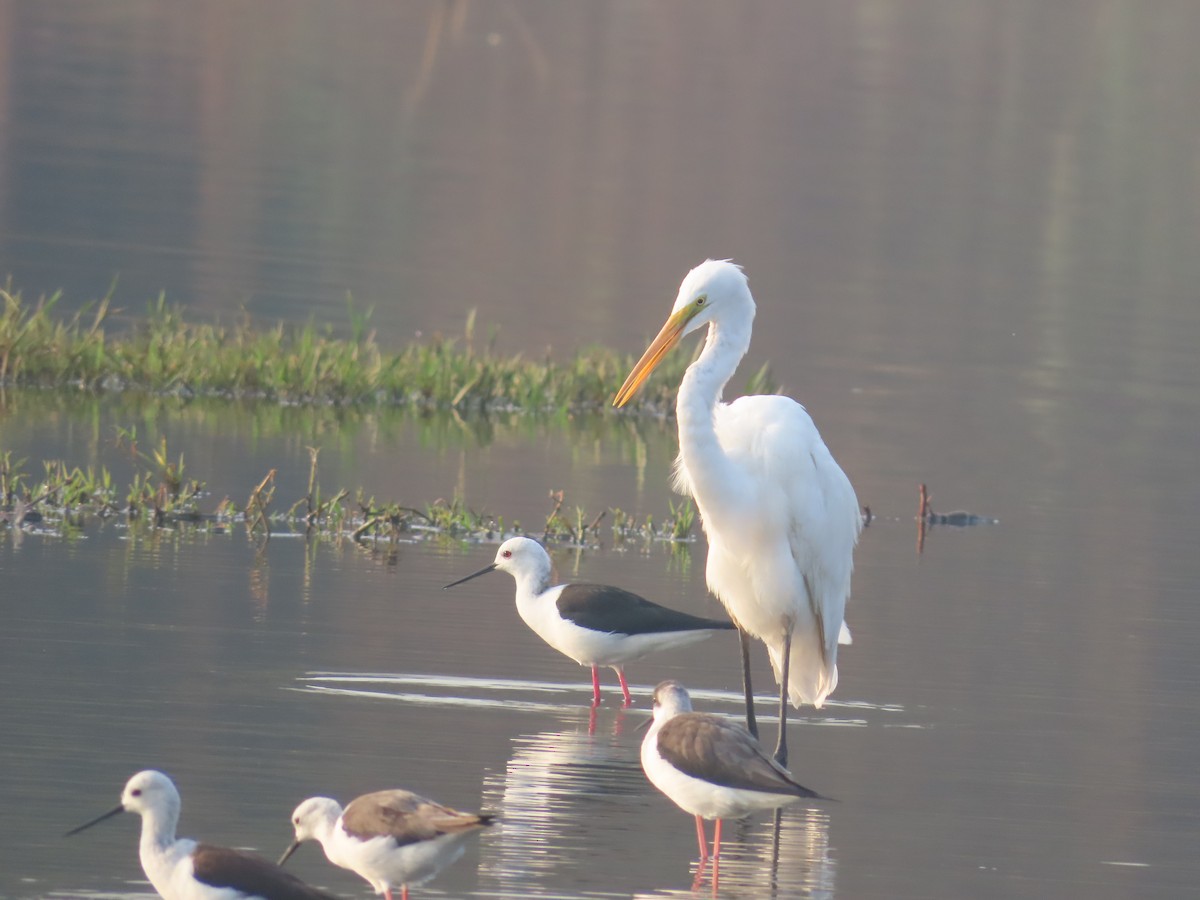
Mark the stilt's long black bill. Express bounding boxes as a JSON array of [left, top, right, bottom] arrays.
[[277, 839, 302, 866], [443, 563, 498, 589], [64, 804, 124, 837]]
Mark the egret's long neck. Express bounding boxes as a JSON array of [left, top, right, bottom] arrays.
[[676, 318, 751, 482]]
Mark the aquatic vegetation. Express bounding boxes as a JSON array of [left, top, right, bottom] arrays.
[[0, 284, 777, 412], [0, 442, 697, 548], [0, 284, 733, 547]]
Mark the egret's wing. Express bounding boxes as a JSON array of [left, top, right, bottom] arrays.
[[717, 395, 860, 653]]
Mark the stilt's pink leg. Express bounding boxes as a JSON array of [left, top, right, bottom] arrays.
[[694, 815, 709, 861], [587, 703, 598, 736], [383, 890, 393, 900], [401, 887, 409, 900], [691, 854, 705, 897], [710, 819, 724, 893], [691, 853, 710, 893], [616, 667, 632, 707], [591, 666, 602, 706]]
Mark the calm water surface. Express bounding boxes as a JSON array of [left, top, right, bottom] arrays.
[[3, 2, 1200, 898]]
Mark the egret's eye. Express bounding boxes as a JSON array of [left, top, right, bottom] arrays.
[[502, 550, 512, 559], [696, 295, 706, 306]]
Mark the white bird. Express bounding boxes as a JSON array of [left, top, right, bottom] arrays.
[[640, 681, 826, 862], [65, 769, 338, 900], [280, 789, 494, 900], [444, 536, 736, 707], [614, 260, 861, 765]]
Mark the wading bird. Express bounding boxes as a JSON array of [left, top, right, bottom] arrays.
[[640, 681, 825, 862], [65, 769, 338, 900], [614, 260, 861, 765], [281, 789, 494, 900], [444, 536, 736, 706]]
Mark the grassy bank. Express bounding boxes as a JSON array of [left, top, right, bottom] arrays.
[[0, 286, 775, 412], [0, 443, 697, 548]]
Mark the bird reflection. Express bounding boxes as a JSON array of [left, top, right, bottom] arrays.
[[476, 713, 644, 893], [634, 807, 836, 899]]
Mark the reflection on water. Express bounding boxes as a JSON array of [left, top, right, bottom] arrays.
[[293, 670, 909, 727], [685, 808, 836, 900], [479, 717, 643, 894], [294, 671, 911, 896], [288, 670, 895, 896], [478, 718, 837, 900]]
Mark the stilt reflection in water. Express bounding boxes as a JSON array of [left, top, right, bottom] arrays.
[[633, 807, 836, 899], [476, 714, 644, 894]]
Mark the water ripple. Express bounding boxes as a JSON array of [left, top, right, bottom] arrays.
[[290, 671, 911, 728]]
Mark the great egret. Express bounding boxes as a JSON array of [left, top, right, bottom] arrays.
[[613, 260, 861, 766], [281, 790, 494, 900], [65, 770, 338, 900], [444, 536, 736, 706], [640, 681, 825, 862]]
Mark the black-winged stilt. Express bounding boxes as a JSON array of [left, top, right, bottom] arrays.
[[279, 789, 494, 900], [443, 536, 735, 707], [65, 769, 338, 900], [640, 681, 827, 863]]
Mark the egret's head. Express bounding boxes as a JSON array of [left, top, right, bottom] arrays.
[[613, 260, 753, 407], [672, 259, 752, 331], [279, 796, 342, 865]]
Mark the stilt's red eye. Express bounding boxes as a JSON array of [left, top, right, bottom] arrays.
[[131, 789, 142, 797], [502, 550, 512, 558]]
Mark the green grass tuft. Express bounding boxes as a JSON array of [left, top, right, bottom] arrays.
[[0, 284, 776, 412]]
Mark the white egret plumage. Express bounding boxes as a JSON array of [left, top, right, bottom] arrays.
[[614, 260, 861, 765]]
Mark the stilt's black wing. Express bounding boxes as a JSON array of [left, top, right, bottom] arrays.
[[556, 584, 736, 635], [192, 844, 341, 899]]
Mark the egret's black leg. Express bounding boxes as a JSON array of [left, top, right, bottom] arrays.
[[773, 628, 792, 767], [739, 628, 759, 739]]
